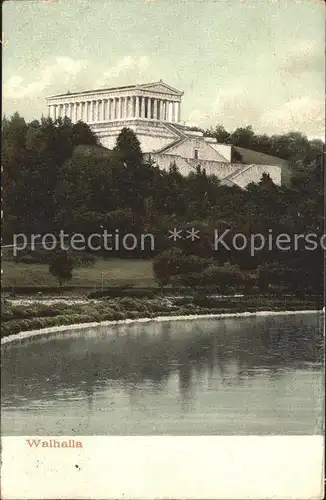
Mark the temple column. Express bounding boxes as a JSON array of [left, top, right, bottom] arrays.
[[48, 105, 53, 119], [112, 99, 116, 119], [141, 97, 145, 118], [129, 97, 132, 117], [112, 98, 115, 119], [127, 97, 130, 118], [110, 99, 113, 119], [94, 101, 98, 121], [87, 101, 91, 121], [153, 99, 158, 119], [124, 97, 128, 118], [100, 100, 104, 121], [105, 99, 109, 120], [177, 102, 181, 122], [127, 96, 133, 118], [119, 98, 123, 119], [117, 98, 120, 119], [159, 100, 163, 120], [147, 97, 151, 119], [135, 96, 139, 118], [116, 98, 120, 119], [107, 99, 110, 120], [117, 97, 122, 120]]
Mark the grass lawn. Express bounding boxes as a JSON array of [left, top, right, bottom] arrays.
[[2, 258, 155, 288]]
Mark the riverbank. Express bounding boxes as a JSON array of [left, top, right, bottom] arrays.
[[1, 294, 323, 341], [1, 259, 155, 288]]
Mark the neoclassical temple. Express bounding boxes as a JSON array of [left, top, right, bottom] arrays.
[[46, 81, 285, 189], [47, 82, 182, 124]]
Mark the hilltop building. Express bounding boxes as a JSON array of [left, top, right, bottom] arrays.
[[46, 81, 286, 189]]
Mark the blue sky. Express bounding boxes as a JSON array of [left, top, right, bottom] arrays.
[[2, 0, 325, 138]]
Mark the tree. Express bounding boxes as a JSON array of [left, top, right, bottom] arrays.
[[113, 127, 143, 167], [153, 248, 184, 287], [229, 126, 255, 149], [49, 251, 74, 286], [201, 263, 243, 293], [72, 121, 98, 147]]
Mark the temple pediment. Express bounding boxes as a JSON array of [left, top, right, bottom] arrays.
[[138, 81, 183, 96]]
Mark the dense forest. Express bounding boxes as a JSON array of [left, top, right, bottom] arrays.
[[2, 113, 325, 294]]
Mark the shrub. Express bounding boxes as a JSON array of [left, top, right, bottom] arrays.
[[49, 251, 74, 286], [201, 263, 243, 293]]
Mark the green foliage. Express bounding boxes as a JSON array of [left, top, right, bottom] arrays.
[[49, 251, 74, 286], [1, 295, 322, 339], [113, 127, 143, 167], [2, 111, 324, 294], [201, 263, 243, 292]]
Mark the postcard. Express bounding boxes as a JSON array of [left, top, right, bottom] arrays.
[[1, 0, 324, 498]]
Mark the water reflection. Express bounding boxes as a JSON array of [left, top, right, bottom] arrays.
[[1, 312, 324, 435]]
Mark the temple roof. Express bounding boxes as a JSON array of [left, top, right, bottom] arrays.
[[47, 80, 183, 99]]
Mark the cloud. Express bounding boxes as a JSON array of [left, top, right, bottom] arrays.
[[214, 87, 262, 126], [186, 86, 261, 129], [185, 85, 324, 139], [3, 55, 153, 120], [95, 56, 151, 87], [279, 41, 324, 77], [3, 56, 88, 99], [260, 96, 325, 138]]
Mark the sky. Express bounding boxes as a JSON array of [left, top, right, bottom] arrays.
[[2, 0, 325, 139]]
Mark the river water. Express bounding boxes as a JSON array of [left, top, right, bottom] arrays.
[[1, 312, 324, 435]]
